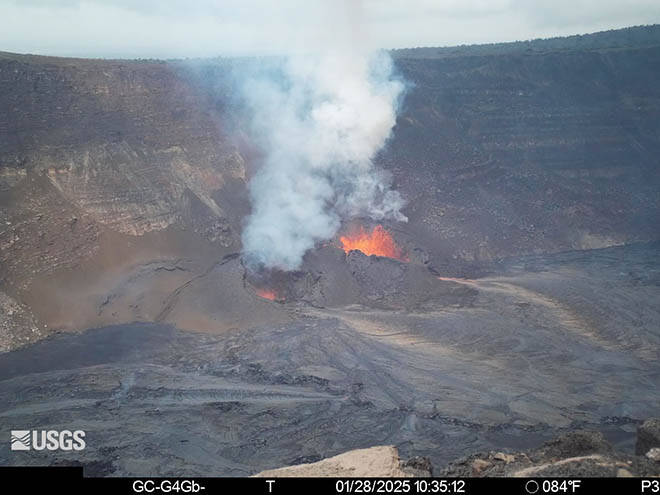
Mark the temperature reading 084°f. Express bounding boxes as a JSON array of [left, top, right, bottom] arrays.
[[541, 480, 581, 493]]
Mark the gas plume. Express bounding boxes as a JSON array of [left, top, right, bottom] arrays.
[[239, 5, 407, 271]]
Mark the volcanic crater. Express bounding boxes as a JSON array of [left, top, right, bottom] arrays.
[[1, 25, 660, 476]]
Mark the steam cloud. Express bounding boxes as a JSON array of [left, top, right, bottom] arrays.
[[239, 14, 407, 271]]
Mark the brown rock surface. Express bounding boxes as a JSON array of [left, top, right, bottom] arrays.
[[253, 446, 429, 478], [440, 431, 660, 477], [637, 419, 660, 455]]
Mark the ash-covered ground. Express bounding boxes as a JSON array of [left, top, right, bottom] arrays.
[[1, 242, 658, 476]]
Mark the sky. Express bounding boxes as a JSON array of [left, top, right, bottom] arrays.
[[1, 0, 659, 59]]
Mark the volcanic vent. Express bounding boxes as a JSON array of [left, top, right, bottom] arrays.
[[339, 225, 408, 262], [242, 223, 474, 312], [254, 288, 281, 302]]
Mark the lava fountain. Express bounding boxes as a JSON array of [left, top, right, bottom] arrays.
[[255, 288, 281, 301], [339, 225, 407, 261]]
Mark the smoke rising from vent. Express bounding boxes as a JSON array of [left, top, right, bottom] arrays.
[[239, 17, 407, 271]]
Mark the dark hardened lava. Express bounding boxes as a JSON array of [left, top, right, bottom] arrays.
[[0, 243, 658, 476]]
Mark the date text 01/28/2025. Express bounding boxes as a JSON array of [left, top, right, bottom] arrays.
[[334, 479, 466, 493]]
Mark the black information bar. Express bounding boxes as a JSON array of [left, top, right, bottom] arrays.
[[2, 467, 659, 495]]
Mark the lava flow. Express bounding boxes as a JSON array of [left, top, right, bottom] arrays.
[[339, 225, 407, 261]]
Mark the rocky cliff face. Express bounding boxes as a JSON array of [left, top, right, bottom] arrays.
[[0, 54, 245, 286], [385, 34, 660, 274], [253, 427, 660, 478], [252, 446, 432, 478], [252, 430, 660, 478], [0, 53, 247, 346], [440, 429, 660, 477], [1, 26, 659, 348]]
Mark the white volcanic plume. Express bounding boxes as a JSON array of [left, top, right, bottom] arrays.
[[240, 6, 406, 271]]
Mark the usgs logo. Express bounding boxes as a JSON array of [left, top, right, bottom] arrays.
[[10, 430, 86, 451]]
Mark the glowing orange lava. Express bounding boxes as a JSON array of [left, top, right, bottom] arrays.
[[255, 288, 278, 301], [339, 225, 407, 261]]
